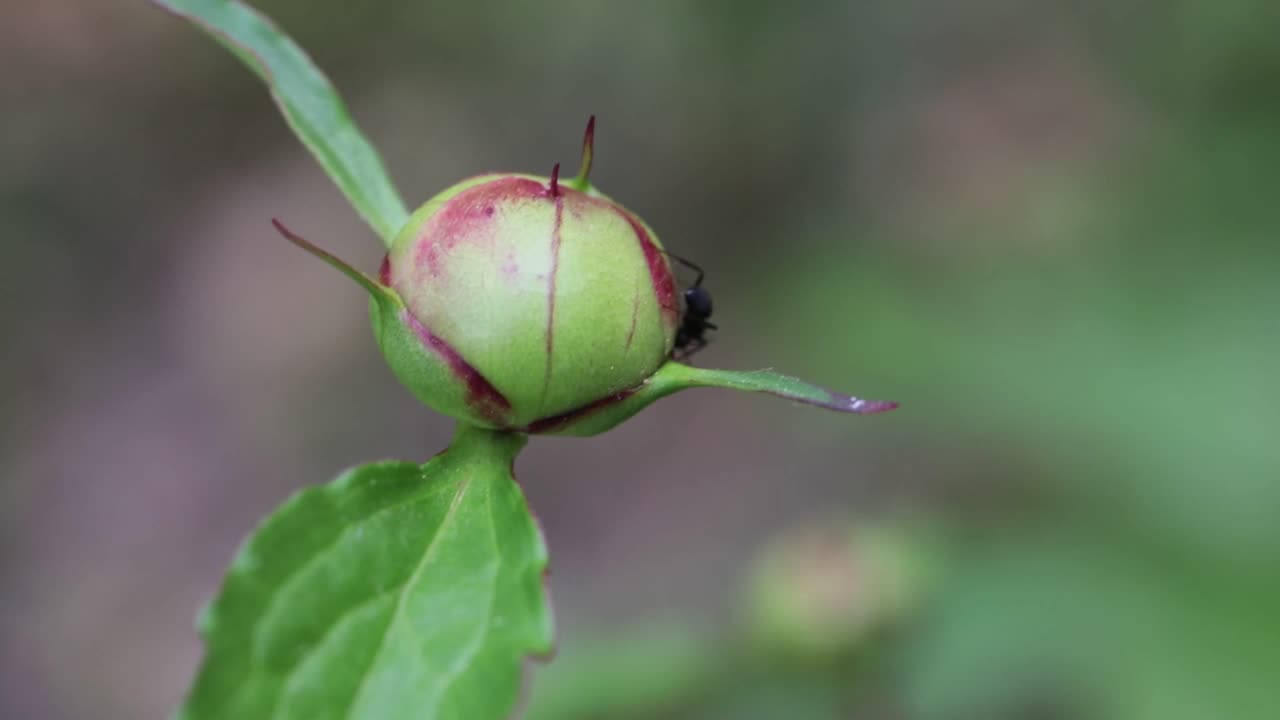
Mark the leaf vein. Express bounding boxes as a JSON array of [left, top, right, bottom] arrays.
[[274, 586, 399, 704], [427, 480, 503, 716], [250, 477, 441, 664], [339, 473, 475, 718]]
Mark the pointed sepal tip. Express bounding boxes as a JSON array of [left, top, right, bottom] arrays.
[[271, 218, 393, 303], [570, 115, 596, 190]]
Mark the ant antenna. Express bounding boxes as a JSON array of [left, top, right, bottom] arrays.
[[661, 250, 704, 287]]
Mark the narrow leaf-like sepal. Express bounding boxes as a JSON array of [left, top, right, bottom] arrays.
[[273, 218, 385, 296], [181, 425, 553, 720], [530, 361, 897, 436], [274, 220, 515, 428], [152, 0, 410, 245]]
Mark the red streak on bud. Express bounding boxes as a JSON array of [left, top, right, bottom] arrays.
[[523, 387, 637, 434], [401, 310, 512, 424], [623, 282, 640, 352], [613, 207, 680, 330], [430, 178, 548, 233], [542, 194, 565, 400], [413, 177, 547, 278]]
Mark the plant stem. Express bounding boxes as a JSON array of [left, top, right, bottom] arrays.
[[447, 422, 529, 467]]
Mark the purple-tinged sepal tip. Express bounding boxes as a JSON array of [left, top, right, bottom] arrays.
[[569, 115, 595, 191], [845, 398, 899, 414]]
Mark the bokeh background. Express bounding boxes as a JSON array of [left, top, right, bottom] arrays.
[[4, 1, 1279, 718]]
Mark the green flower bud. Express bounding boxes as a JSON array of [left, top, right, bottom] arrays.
[[276, 118, 897, 436], [377, 168, 678, 429]]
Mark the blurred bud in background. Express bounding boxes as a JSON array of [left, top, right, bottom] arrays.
[[742, 519, 932, 662]]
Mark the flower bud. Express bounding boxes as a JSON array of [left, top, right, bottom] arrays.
[[743, 521, 932, 660], [276, 119, 897, 436], [376, 166, 679, 429]]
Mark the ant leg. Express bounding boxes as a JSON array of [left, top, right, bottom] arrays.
[[663, 251, 704, 287], [688, 337, 708, 360], [674, 337, 708, 363]]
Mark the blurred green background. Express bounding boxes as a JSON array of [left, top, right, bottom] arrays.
[[3, 1, 1278, 718]]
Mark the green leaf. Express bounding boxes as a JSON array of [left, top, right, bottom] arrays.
[[538, 361, 898, 436], [181, 426, 553, 720], [152, 0, 410, 245]]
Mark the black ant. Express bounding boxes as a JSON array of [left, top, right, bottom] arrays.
[[665, 252, 716, 360]]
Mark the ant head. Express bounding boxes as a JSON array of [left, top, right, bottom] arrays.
[[683, 285, 712, 319]]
